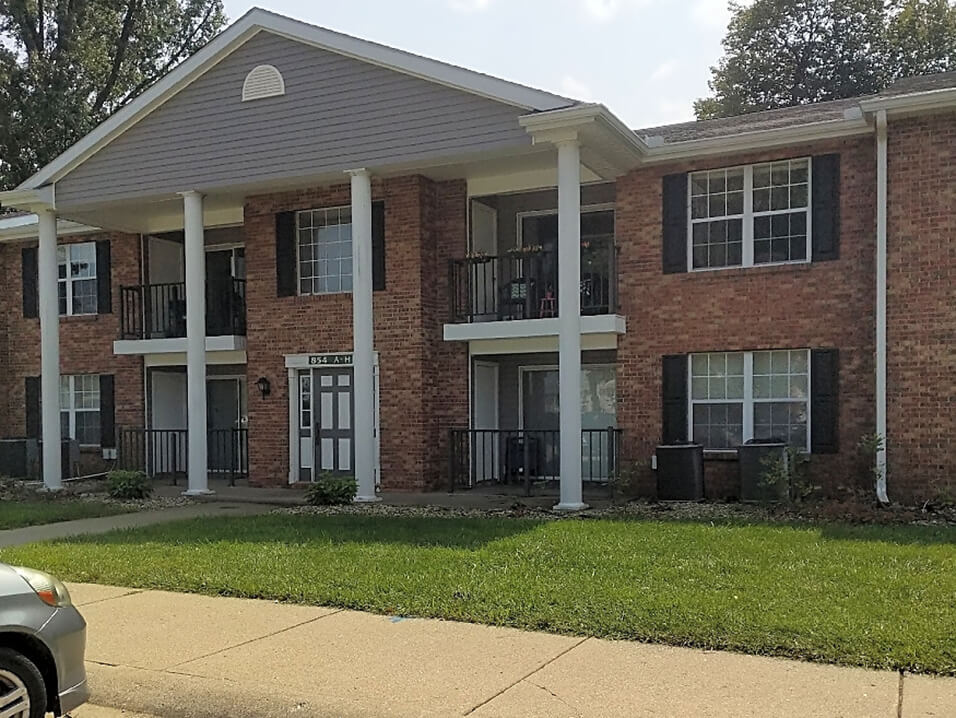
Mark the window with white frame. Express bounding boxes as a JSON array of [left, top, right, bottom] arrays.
[[689, 158, 810, 270], [57, 243, 97, 315], [60, 375, 100, 446], [690, 349, 810, 450], [296, 206, 352, 295]]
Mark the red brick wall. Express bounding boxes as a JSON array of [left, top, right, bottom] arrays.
[[0, 232, 144, 472], [243, 175, 468, 489], [886, 113, 956, 502], [615, 136, 877, 499]]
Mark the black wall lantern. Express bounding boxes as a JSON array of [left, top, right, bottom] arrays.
[[255, 376, 271, 398]]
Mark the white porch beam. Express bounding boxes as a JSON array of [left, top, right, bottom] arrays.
[[555, 138, 586, 512], [181, 191, 211, 495], [37, 209, 62, 490], [348, 169, 380, 503]]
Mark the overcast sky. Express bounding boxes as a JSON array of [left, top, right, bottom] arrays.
[[221, 0, 736, 129]]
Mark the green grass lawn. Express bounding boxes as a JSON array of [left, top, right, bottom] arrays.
[[1, 513, 953, 674], [0, 500, 129, 530]]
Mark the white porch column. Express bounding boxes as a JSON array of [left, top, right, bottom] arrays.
[[555, 138, 586, 511], [37, 209, 62, 491], [349, 169, 379, 502], [182, 191, 211, 495]]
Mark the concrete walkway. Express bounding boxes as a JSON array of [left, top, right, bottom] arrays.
[[64, 583, 954, 718], [0, 503, 272, 548]]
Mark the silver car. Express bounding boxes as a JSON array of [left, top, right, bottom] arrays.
[[0, 563, 87, 717]]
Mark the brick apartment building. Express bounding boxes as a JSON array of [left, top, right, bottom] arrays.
[[0, 8, 952, 505]]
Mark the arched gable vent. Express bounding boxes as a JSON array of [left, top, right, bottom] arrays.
[[242, 64, 285, 102]]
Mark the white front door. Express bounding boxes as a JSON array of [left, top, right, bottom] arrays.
[[473, 361, 499, 481]]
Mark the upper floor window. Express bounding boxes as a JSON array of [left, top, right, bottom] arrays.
[[297, 206, 352, 295], [690, 349, 810, 450], [60, 374, 101, 446], [57, 242, 98, 315], [689, 158, 810, 271]]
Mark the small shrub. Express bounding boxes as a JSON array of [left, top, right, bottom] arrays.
[[759, 447, 818, 503], [305, 473, 357, 505], [107, 470, 152, 500], [857, 433, 885, 491], [609, 460, 643, 500]]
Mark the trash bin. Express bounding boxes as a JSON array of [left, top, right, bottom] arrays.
[[738, 438, 789, 503], [656, 443, 704, 500]]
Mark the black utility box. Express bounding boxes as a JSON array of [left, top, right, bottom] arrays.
[[0, 438, 40, 478], [739, 438, 789, 503], [656, 443, 705, 500]]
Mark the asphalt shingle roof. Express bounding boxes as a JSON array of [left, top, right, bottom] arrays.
[[634, 71, 956, 145]]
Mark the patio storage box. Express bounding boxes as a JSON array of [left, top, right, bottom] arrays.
[[655, 444, 704, 500], [738, 439, 789, 503]]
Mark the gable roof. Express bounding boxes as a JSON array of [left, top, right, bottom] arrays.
[[16, 7, 574, 192]]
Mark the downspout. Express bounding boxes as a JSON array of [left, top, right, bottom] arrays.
[[875, 110, 890, 505]]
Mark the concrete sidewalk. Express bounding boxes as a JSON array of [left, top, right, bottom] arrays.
[[0, 502, 272, 548], [65, 583, 954, 718]]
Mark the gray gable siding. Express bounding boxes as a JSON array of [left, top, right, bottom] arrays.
[[57, 32, 532, 206]]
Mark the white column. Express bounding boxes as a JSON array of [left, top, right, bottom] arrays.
[[349, 169, 380, 502], [555, 139, 586, 511], [182, 191, 211, 495], [37, 209, 62, 491]]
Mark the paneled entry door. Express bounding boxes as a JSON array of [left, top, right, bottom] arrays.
[[314, 368, 355, 477]]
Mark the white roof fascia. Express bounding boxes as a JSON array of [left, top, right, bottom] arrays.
[[520, 103, 649, 160], [859, 87, 956, 115], [0, 185, 56, 211], [17, 7, 573, 191], [639, 115, 873, 164], [0, 214, 101, 242]]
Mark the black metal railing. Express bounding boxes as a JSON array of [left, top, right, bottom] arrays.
[[118, 427, 248, 485], [448, 427, 621, 492], [119, 279, 246, 339], [449, 236, 618, 323]]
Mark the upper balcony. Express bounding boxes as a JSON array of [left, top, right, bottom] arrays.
[[449, 234, 618, 323], [118, 278, 247, 341], [443, 194, 626, 352]]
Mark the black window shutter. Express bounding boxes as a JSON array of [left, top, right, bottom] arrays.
[[810, 348, 839, 454], [22, 247, 38, 318], [811, 154, 840, 261], [661, 354, 689, 443], [275, 211, 297, 297], [372, 201, 386, 291], [25, 377, 41, 439], [99, 374, 116, 448], [662, 173, 688, 274], [96, 240, 112, 314]]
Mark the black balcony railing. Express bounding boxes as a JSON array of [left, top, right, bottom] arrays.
[[118, 427, 248, 485], [449, 236, 618, 323], [448, 427, 621, 492], [119, 279, 246, 339]]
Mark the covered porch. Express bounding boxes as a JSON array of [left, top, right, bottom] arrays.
[[449, 352, 621, 493], [117, 363, 249, 485]]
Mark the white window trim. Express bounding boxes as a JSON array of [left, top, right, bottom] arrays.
[[60, 374, 100, 447], [295, 205, 353, 296], [58, 242, 98, 316], [687, 350, 812, 451], [686, 158, 813, 272]]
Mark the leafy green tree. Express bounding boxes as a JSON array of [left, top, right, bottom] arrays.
[[0, 1, 227, 190], [695, 0, 956, 120], [887, 0, 956, 77]]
